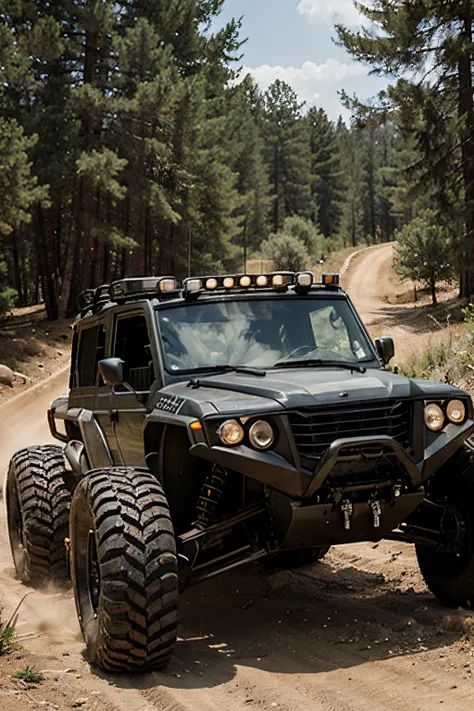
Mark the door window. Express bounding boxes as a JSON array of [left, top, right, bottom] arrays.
[[113, 314, 155, 391]]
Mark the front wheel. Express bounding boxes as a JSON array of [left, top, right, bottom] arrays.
[[416, 498, 474, 608], [416, 452, 474, 608], [70, 467, 179, 672]]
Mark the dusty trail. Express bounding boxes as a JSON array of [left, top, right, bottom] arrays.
[[343, 242, 454, 362], [1, 254, 474, 710]]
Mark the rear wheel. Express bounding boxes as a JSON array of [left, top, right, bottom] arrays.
[[70, 467, 179, 672], [265, 547, 331, 570], [6, 445, 71, 586]]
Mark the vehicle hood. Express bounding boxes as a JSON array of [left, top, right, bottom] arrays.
[[159, 367, 466, 417]]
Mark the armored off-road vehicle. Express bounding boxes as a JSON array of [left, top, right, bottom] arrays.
[[6, 271, 474, 672]]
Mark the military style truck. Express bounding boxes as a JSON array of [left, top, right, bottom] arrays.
[[6, 271, 474, 672]]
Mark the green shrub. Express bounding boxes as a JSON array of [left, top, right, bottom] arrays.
[[261, 232, 310, 272], [12, 666, 44, 683], [0, 625, 21, 655], [0, 287, 18, 317]]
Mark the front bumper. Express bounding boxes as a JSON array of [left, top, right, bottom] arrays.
[[190, 418, 474, 499]]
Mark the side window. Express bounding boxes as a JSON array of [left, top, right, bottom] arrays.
[[77, 325, 105, 387], [113, 314, 155, 392]]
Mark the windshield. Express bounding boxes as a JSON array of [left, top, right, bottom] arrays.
[[157, 297, 377, 373]]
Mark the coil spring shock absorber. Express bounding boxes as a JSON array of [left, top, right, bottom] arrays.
[[194, 464, 228, 529]]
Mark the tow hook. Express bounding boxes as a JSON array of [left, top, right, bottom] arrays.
[[370, 500, 382, 528], [341, 499, 354, 530]]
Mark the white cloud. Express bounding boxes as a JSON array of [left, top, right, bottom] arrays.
[[242, 59, 365, 117], [297, 0, 364, 28]]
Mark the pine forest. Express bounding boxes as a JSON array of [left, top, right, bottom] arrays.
[[1, 1, 474, 319]]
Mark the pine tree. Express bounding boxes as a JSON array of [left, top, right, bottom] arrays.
[[261, 80, 312, 232], [225, 76, 271, 271], [394, 210, 454, 305], [306, 107, 344, 239]]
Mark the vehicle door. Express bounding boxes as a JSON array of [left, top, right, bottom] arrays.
[[109, 307, 158, 467], [69, 320, 123, 468]]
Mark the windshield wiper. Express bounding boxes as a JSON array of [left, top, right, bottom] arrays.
[[273, 358, 366, 374], [195, 365, 266, 377]]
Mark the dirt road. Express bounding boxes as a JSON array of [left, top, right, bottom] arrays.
[[344, 242, 457, 363], [1, 254, 474, 710]]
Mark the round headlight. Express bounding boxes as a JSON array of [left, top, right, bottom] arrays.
[[206, 278, 218, 290], [249, 420, 275, 450], [424, 403, 445, 431], [240, 275, 252, 288], [447, 399, 466, 424], [223, 277, 235, 289], [256, 275, 268, 287], [217, 419, 244, 446]]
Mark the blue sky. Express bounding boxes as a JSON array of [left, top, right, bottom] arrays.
[[217, 0, 388, 121]]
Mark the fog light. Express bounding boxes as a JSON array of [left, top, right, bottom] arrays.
[[248, 420, 275, 450], [240, 275, 252, 287], [256, 275, 268, 287], [217, 419, 244, 445], [447, 399, 466, 424], [424, 403, 444, 431], [272, 274, 284, 287], [206, 278, 218, 290], [223, 277, 235, 289]]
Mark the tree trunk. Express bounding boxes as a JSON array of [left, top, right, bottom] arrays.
[[430, 274, 437, 306], [458, 14, 474, 298], [11, 231, 24, 305], [36, 205, 59, 321]]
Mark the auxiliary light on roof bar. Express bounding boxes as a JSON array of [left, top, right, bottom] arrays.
[[110, 276, 177, 300], [322, 273, 340, 287]]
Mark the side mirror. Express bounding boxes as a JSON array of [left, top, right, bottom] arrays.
[[375, 337, 395, 365], [98, 358, 125, 387]]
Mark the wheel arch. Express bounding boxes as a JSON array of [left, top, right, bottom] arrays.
[[144, 420, 209, 534]]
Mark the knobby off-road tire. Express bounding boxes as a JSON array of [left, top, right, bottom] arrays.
[[265, 546, 331, 570], [416, 454, 474, 608], [6, 445, 71, 586], [70, 467, 179, 673]]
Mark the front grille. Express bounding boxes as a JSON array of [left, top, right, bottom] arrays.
[[288, 400, 412, 463]]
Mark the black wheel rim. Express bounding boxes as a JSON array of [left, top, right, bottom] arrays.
[[87, 529, 101, 613], [439, 502, 471, 572], [6, 473, 26, 574]]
